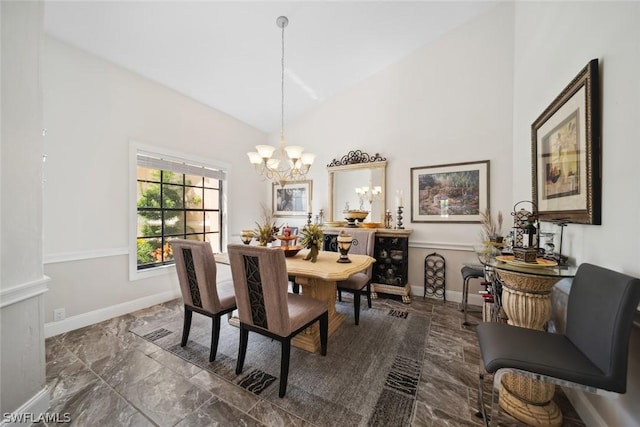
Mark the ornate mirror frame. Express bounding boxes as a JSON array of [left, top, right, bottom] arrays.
[[327, 150, 387, 223]]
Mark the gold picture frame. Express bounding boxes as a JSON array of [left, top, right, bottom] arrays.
[[532, 59, 601, 224], [272, 180, 312, 217]]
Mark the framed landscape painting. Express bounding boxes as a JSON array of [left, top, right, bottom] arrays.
[[411, 160, 489, 223], [272, 180, 312, 217], [532, 59, 600, 224]]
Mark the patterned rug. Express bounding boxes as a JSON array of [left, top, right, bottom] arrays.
[[131, 300, 429, 427]]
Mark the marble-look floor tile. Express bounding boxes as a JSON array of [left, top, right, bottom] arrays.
[[149, 345, 203, 378], [189, 369, 261, 412], [98, 348, 164, 391], [421, 351, 479, 390], [174, 396, 265, 427], [248, 399, 315, 427], [117, 365, 212, 426], [48, 379, 153, 427], [416, 373, 475, 424]]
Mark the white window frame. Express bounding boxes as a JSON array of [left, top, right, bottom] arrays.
[[129, 141, 231, 281]]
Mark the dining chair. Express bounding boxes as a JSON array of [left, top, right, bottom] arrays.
[[227, 243, 328, 398], [336, 229, 376, 325], [170, 239, 237, 362], [476, 263, 640, 426]]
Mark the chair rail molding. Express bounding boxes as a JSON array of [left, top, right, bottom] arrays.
[[0, 275, 50, 308], [44, 247, 129, 264]]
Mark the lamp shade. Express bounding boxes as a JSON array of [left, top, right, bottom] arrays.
[[247, 152, 262, 164], [301, 152, 316, 165], [284, 145, 304, 160], [256, 145, 276, 158]]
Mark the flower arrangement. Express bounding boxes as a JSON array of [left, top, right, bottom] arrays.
[[254, 204, 280, 246], [300, 223, 323, 262]]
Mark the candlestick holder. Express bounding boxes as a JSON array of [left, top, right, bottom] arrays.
[[307, 212, 313, 226], [395, 206, 404, 229], [384, 210, 393, 229]]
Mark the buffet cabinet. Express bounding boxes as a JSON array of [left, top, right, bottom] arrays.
[[322, 227, 413, 303]]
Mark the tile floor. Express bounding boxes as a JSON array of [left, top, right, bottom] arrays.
[[42, 296, 585, 426]]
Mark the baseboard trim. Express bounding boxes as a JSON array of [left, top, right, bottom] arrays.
[[562, 388, 607, 427], [0, 388, 49, 426], [44, 289, 181, 338], [0, 276, 50, 308], [409, 285, 483, 306]]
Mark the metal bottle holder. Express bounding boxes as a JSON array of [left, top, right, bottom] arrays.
[[511, 200, 539, 263], [424, 252, 446, 300]]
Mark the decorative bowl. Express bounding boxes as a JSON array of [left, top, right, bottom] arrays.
[[343, 210, 369, 227], [343, 210, 369, 220], [273, 245, 303, 257], [361, 222, 381, 229], [324, 221, 347, 227]]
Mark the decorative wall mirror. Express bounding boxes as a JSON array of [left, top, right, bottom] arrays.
[[327, 150, 387, 223]]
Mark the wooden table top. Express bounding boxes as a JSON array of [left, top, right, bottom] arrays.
[[216, 248, 374, 281]]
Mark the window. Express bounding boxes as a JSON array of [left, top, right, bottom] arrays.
[[132, 146, 228, 275]]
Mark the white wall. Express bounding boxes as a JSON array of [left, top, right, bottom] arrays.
[[1, 0, 50, 419], [512, 1, 640, 425], [284, 3, 515, 298], [41, 36, 268, 328]]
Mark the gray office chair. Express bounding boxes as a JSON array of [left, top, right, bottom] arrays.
[[476, 263, 640, 426], [171, 239, 237, 362]]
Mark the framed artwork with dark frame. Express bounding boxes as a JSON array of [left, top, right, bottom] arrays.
[[411, 160, 489, 223], [272, 180, 312, 217], [532, 58, 601, 225]]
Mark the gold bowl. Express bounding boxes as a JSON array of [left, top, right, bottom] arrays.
[[361, 222, 381, 229]]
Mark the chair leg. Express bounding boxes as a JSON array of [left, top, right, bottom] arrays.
[[366, 283, 372, 308], [279, 339, 291, 398], [319, 312, 328, 356], [463, 278, 472, 326], [461, 278, 469, 312], [476, 371, 489, 426], [338, 289, 342, 302], [353, 291, 361, 325], [292, 282, 300, 294], [236, 324, 249, 375], [181, 307, 193, 347], [210, 315, 221, 362]]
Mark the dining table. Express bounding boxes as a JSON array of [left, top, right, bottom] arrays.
[[479, 251, 578, 426], [216, 248, 375, 353]]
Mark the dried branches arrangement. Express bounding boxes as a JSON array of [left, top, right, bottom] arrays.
[[479, 208, 503, 240]]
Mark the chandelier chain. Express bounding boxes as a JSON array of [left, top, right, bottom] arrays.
[[281, 19, 285, 142]]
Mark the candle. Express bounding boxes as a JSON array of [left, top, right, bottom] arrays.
[[396, 190, 404, 207]]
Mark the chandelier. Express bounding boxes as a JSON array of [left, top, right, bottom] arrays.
[[247, 16, 315, 187]]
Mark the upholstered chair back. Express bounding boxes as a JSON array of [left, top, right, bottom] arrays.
[[345, 229, 376, 277], [565, 263, 640, 391], [228, 244, 291, 337], [171, 239, 229, 314]]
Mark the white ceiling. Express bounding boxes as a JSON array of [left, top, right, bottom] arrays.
[[43, 1, 498, 133]]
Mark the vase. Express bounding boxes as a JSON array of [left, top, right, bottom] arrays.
[[304, 245, 319, 263]]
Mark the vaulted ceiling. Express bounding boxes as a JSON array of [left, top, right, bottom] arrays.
[[44, 1, 498, 133]]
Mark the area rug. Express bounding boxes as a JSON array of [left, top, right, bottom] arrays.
[[131, 300, 429, 427]]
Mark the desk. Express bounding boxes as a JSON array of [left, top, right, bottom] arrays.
[[485, 256, 577, 426], [217, 249, 375, 353]]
